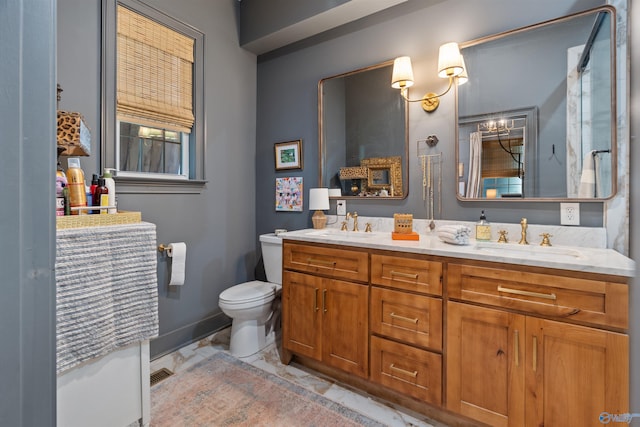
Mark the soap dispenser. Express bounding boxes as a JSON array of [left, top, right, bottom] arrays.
[[476, 210, 492, 241]]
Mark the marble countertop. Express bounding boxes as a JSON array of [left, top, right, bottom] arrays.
[[280, 228, 635, 278]]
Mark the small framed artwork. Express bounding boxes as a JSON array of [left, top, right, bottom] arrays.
[[275, 177, 303, 212], [274, 140, 303, 171]]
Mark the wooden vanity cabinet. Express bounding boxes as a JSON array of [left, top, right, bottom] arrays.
[[282, 242, 369, 378], [447, 263, 629, 427], [369, 253, 444, 405], [281, 240, 631, 427]]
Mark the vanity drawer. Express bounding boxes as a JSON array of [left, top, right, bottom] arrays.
[[283, 242, 368, 283], [371, 287, 442, 351], [370, 336, 442, 405], [371, 254, 442, 296], [447, 263, 629, 330]]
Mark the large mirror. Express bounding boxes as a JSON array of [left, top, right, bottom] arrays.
[[457, 6, 616, 200], [319, 61, 409, 199]]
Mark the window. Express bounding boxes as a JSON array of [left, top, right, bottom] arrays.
[[102, 0, 205, 192]]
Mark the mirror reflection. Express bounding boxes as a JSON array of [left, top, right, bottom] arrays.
[[319, 61, 408, 199], [457, 6, 616, 200]]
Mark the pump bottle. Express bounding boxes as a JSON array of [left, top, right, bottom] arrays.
[[103, 168, 116, 213], [475, 210, 492, 241]]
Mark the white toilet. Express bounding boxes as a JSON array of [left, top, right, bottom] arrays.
[[218, 233, 283, 357]]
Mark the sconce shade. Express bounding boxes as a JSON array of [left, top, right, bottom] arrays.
[[437, 42, 464, 78], [457, 55, 468, 85], [391, 56, 415, 89], [309, 188, 330, 210]]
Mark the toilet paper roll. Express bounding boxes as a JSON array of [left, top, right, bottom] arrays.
[[167, 242, 186, 286]]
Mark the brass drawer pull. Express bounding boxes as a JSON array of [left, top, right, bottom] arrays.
[[390, 271, 419, 280], [314, 288, 319, 312], [308, 258, 336, 267], [390, 312, 419, 324], [322, 289, 327, 313], [497, 286, 557, 301], [390, 363, 418, 378]]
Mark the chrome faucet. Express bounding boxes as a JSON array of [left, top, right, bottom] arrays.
[[346, 211, 359, 232], [519, 218, 529, 245]]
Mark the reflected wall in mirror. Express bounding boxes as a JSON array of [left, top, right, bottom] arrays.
[[457, 6, 616, 200], [319, 61, 409, 199]]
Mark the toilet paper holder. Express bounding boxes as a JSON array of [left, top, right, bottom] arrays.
[[158, 244, 170, 253]]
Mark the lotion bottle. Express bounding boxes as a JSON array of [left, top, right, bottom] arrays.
[[103, 168, 116, 213], [475, 210, 492, 241], [65, 157, 87, 215]]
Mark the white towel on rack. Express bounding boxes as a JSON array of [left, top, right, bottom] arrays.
[[578, 150, 596, 198], [437, 225, 471, 245]]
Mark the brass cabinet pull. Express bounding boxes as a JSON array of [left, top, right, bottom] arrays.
[[390, 363, 418, 378], [514, 330, 520, 367], [390, 271, 419, 280], [532, 336, 538, 372], [314, 288, 319, 312], [307, 258, 336, 267], [322, 289, 327, 313], [497, 285, 557, 301], [390, 312, 419, 324]]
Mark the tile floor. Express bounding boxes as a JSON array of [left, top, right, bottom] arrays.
[[150, 328, 447, 427]]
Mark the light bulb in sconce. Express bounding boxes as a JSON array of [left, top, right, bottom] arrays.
[[309, 188, 330, 229]]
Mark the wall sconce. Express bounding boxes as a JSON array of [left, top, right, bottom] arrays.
[[391, 42, 467, 112], [309, 188, 330, 229]]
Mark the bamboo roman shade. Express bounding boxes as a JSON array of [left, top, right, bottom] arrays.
[[117, 5, 194, 133], [481, 138, 524, 178]]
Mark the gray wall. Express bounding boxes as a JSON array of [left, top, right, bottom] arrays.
[[255, 0, 605, 237], [57, 0, 257, 358], [1, 0, 57, 424]]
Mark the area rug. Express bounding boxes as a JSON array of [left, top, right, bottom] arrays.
[[151, 351, 385, 426]]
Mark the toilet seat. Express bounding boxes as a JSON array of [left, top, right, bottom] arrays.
[[219, 280, 279, 306]]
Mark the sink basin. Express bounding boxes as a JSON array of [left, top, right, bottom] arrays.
[[473, 242, 584, 261]]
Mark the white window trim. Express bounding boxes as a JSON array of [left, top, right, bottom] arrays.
[[101, 0, 206, 194]]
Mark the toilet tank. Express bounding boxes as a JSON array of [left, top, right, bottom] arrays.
[[259, 233, 283, 284]]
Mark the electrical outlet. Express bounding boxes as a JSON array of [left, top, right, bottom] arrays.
[[336, 200, 346, 216], [560, 202, 580, 225]]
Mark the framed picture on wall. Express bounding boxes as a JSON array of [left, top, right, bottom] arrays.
[[275, 177, 303, 212], [274, 140, 303, 170]]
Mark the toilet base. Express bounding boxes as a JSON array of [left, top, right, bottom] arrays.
[[229, 319, 267, 358]]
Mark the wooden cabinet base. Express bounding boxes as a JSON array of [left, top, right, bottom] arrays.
[[290, 353, 489, 427]]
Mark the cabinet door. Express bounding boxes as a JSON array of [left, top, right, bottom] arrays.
[[447, 302, 525, 427], [322, 279, 369, 378], [525, 317, 629, 427], [282, 271, 322, 361]]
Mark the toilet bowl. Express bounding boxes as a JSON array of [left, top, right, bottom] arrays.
[[218, 233, 283, 357]]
